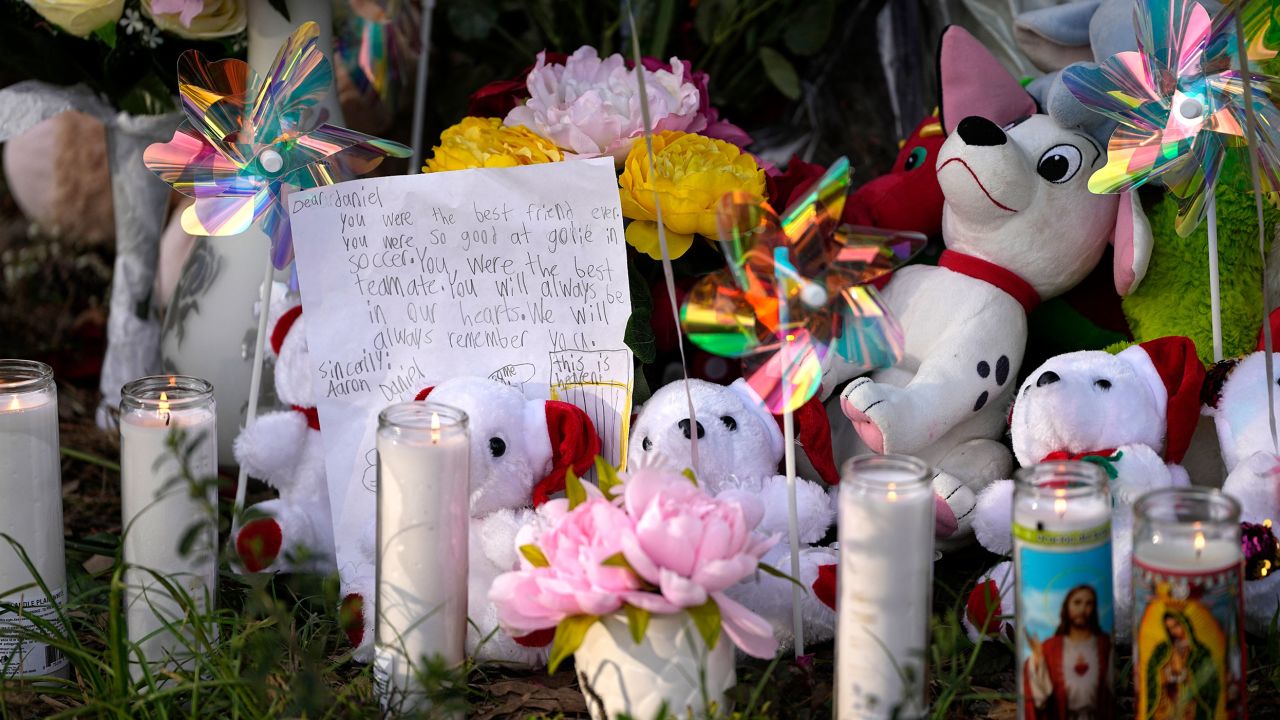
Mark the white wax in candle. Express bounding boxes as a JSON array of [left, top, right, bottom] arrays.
[[0, 390, 69, 678], [374, 425, 469, 714], [1134, 537, 1240, 572], [836, 467, 934, 720], [119, 406, 217, 675], [1013, 486, 1110, 533]]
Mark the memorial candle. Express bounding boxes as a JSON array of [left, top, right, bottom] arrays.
[[1013, 461, 1113, 720], [0, 360, 68, 679], [374, 401, 469, 715], [1132, 487, 1245, 719], [835, 454, 934, 720], [119, 375, 217, 676]]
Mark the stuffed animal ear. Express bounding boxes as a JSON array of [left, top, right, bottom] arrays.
[[1013, 1, 1101, 73], [1112, 191, 1152, 296], [938, 25, 1038, 134], [1201, 359, 1239, 414]]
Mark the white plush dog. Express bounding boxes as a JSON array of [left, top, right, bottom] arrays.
[[339, 376, 600, 666], [832, 26, 1152, 547], [628, 378, 839, 649], [1206, 339, 1280, 633], [964, 337, 1203, 641]]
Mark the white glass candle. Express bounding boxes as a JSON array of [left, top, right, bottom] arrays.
[[0, 360, 69, 679], [1132, 488, 1245, 718], [374, 402, 469, 715], [1013, 462, 1113, 720], [119, 375, 217, 676], [835, 454, 934, 720]]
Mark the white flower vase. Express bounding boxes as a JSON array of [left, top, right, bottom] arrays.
[[573, 614, 735, 720], [160, 0, 344, 467]]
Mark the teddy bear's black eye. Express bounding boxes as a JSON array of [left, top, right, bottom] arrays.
[[642, 437, 653, 451], [1094, 379, 1112, 391], [488, 437, 506, 458], [720, 415, 737, 431]]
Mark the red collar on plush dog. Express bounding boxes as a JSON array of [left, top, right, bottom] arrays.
[[292, 405, 320, 431], [1041, 448, 1117, 462], [938, 250, 1040, 314]]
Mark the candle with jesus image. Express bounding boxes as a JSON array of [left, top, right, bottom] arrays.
[[1013, 461, 1114, 720], [1132, 488, 1245, 719], [119, 375, 217, 676]]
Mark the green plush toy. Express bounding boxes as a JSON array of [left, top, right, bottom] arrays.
[[1108, 155, 1279, 365]]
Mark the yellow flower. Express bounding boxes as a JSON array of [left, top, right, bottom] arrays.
[[28, 0, 123, 37], [141, 0, 245, 39], [423, 117, 562, 173], [618, 131, 765, 260]]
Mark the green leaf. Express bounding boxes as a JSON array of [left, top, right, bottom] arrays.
[[758, 562, 807, 590], [565, 468, 587, 509], [686, 598, 722, 651], [447, 0, 499, 41], [519, 544, 549, 568], [267, 0, 290, 21], [681, 468, 698, 487], [548, 615, 598, 673], [600, 552, 631, 570], [624, 261, 656, 365], [595, 456, 621, 499], [624, 603, 651, 645], [783, 0, 835, 56], [758, 47, 801, 100], [92, 22, 116, 49]]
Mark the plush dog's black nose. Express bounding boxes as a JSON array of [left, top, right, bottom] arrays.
[[678, 418, 706, 439], [1036, 371, 1061, 387], [956, 116, 1007, 147]]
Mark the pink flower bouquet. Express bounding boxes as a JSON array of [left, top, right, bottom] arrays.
[[489, 462, 780, 670]]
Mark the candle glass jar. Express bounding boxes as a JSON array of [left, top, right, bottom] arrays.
[[1013, 461, 1113, 720], [1132, 487, 1245, 719], [374, 401, 469, 717], [835, 454, 934, 720], [119, 375, 218, 677], [0, 360, 69, 679]]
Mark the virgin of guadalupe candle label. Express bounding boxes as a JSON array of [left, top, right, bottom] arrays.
[[289, 158, 632, 584], [1014, 522, 1115, 720], [1132, 561, 1246, 719]]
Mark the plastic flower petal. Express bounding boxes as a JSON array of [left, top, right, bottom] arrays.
[[680, 158, 927, 413], [144, 21, 410, 269]]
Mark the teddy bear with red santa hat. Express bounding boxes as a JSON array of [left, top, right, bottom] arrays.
[[962, 337, 1204, 641], [339, 376, 601, 665], [627, 377, 840, 649]]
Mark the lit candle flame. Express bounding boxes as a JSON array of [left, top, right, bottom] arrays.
[[159, 391, 171, 426], [886, 481, 897, 503], [167, 375, 177, 386], [1054, 488, 1067, 517], [5, 396, 18, 411], [431, 412, 441, 444], [1194, 530, 1205, 558]]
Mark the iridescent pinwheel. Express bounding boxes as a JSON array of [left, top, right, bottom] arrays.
[[1062, 0, 1280, 236], [144, 21, 411, 268], [336, 0, 418, 113], [679, 158, 927, 414]]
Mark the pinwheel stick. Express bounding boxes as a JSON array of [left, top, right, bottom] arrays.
[[233, 252, 277, 525], [782, 406, 805, 657], [1208, 195, 1223, 362]]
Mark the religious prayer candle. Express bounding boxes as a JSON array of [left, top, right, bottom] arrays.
[[1013, 461, 1113, 720], [0, 360, 69, 679], [835, 454, 934, 720], [374, 402, 469, 715], [1132, 488, 1245, 719], [119, 376, 217, 676]]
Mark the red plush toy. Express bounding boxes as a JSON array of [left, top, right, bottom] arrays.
[[844, 114, 947, 238]]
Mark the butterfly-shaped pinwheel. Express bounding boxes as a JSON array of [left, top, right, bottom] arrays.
[[680, 158, 926, 414], [1062, 0, 1280, 236], [144, 21, 411, 269]]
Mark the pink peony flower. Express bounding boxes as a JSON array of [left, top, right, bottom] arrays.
[[149, 0, 202, 27], [637, 57, 752, 148], [504, 46, 703, 163], [619, 470, 779, 659]]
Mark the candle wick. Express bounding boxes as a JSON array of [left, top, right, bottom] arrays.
[[164, 412, 171, 427]]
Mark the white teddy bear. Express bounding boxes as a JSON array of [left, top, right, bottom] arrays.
[[232, 301, 337, 574], [829, 26, 1153, 549], [339, 376, 601, 666], [963, 337, 1203, 641], [1206, 336, 1280, 633], [628, 377, 839, 649]]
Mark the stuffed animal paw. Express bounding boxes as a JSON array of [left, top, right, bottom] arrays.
[[839, 378, 917, 455]]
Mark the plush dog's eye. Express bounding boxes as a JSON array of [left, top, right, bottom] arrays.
[[1094, 379, 1112, 390], [1036, 144, 1083, 184], [720, 415, 738, 431], [488, 437, 506, 458], [903, 146, 927, 171], [642, 437, 653, 451]]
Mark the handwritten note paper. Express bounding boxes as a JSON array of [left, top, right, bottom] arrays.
[[289, 158, 632, 580]]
